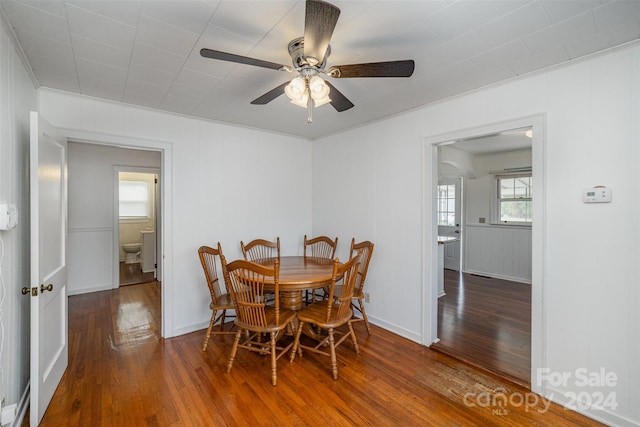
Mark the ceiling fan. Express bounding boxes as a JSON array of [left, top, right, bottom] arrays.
[[200, 0, 415, 123]]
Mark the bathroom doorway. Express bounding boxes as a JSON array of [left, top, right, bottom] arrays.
[[116, 169, 160, 286]]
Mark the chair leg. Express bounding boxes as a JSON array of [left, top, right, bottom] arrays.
[[328, 328, 338, 380], [227, 329, 243, 373], [290, 321, 305, 363], [358, 298, 372, 335], [219, 309, 226, 332], [270, 332, 277, 386], [347, 321, 360, 354], [202, 311, 216, 352]]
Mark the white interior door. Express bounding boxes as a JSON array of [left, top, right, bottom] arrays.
[[29, 111, 68, 426], [437, 178, 461, 271]]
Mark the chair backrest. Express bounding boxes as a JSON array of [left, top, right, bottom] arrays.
[[241, 237, 280, 262], [198, 243, 226, 304], [349, 239, 374, 293], [304, 235, 338, 259], [323, 254, 362, 323], [222, 257, 281, 327]]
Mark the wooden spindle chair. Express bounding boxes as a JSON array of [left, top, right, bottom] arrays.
[[197, 243, 236, 352], [289, 253, 362, 380], [241, 237, 280, 262], [303, 234, 338, 302], [222, 257, 296, 386]]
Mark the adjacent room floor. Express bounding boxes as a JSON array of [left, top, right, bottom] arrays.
[[433, 269, 531, 386], [119, 261, 156, 286]]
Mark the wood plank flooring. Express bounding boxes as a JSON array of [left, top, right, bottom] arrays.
[[28, 281, 602, 426], [434, 269, 531, 386], [119, 261, 156, 286]]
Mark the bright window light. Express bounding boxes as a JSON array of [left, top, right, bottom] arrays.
[[119, 180, 149, 218]]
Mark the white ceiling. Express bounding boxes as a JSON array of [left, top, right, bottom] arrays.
[[1, 0, 639, 139]]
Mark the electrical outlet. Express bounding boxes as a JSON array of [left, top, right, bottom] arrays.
[[364, 292, 370, 303]]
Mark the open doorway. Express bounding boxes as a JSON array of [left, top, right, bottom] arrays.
[[424, 117, 544, 388], [116, 170, 159, 286]]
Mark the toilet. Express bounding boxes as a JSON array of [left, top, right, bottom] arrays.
[[122, 243, 141, 264]]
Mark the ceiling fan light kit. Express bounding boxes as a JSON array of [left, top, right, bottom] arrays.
[[200, 0, 415, 124]]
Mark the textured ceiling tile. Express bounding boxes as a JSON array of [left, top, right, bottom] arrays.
[[591, 0, 640, 30], [174, 68, 223, 92], [65, 3, 136, 50], [141, 0, 216, 34], [209, 1, 296, 43], [27, 53, 79, 90], [130, 42, 186, 74], [475, 2, 551, 46], [71, 35, 132, 69], [470, 39, 533, 72], [3, 1, 70, 43], [424, 0, 501, 41], [565, 21, 640, 58], [66, 0, 142, 26], [15, 28, 74, 63], [76, 56, 127, 85], [540, 0, 602, 24], [136, 15, 199, 57], [128, 61, 177, 89], [522, 11, 598, 54], [78, 74, 126, 101], [512, 45, 570, 75], [426, 32, 488, 69]]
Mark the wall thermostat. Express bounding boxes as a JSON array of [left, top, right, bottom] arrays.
[[582, 187, 612, 203]]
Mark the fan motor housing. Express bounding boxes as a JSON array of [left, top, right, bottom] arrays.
[[288, 37, 330, 70]]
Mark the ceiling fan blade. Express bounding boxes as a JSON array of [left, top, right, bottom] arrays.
[[250, 81, 290, 105], [304, 0, 340, 66], [200, 48, 287, 71], [325, 81, 354, 112], [329, 60, 415, 78]]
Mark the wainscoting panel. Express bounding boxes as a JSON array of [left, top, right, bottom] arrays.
[[463, 224, 532, 283], [68, 227, 113, 295]]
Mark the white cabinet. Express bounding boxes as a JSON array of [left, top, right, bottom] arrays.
[[141, 230, 156, 274]]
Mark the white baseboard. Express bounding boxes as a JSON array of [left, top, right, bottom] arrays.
[[543, 385, 639, 427], [67, 283, 113, 296], [365, 314, 421, 344], [11, 381, 29, 427], [462, 268, 531, 285]]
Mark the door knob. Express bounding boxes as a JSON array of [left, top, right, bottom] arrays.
[[41, 283, 53, 293]]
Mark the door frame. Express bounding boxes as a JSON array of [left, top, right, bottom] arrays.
[[422, 114, 546, 393], [113, 167, 161, 288], [60, 128, 174, 338]]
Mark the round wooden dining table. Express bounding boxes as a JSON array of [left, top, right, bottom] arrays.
[[254, 256, 336, 310]]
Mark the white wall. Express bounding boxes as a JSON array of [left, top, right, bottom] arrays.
[[39, 89, 313, 337], [67, 142, 161, 294], [0, 14, 37, 419], [463, 149, 532, 282], [313, 45, 640, 426]]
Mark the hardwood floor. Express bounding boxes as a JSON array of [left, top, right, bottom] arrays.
[[28, 281, 602, 426], [119, 261, 156, 286], [433, 269, 531, 386]]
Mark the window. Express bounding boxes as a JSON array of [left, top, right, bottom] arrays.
[[119, 180, 150, 218], [437, 184, 456, 226], [497, 175, 532, 223]]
